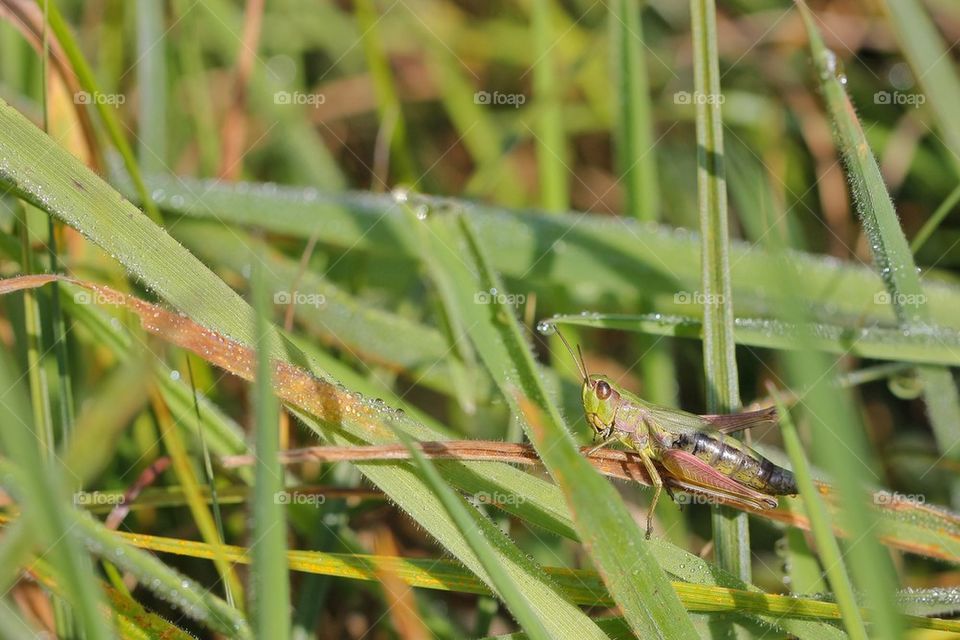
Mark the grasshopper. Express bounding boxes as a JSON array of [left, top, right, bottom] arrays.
[[556, 332, 797, 538]]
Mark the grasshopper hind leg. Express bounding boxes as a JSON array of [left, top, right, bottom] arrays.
[[638, 453, 663, 539]]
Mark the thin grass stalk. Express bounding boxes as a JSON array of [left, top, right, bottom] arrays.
[[770, 385, 868, 639], [250, 256, 290, 639], [690, 0, 749, 581], [532, 0, 568, 211]]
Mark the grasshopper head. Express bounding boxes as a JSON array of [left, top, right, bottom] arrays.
[[583, 374, 620, 437]]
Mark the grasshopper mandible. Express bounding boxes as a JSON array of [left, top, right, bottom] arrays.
[[556, 332, 797, 538]]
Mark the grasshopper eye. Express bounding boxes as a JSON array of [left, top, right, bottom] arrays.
[[596, 380, 612, 400]]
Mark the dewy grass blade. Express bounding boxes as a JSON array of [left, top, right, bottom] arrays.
[[770, 8, 909, 637], [545, 312, 960, 367], [875, 1, 960, 512], [131, 175, 960, 330], [75, 525, 960, 633], [416, 209, 696, 638], [690, 0, 748, 581]]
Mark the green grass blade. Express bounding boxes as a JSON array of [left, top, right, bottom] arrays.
[[774, 9, 910, 637], [250, 257, 291, 638], [418, 209, 696, 638], [398, 198, 480, 412], [100, 529, 960, 633], [911, 183, 960, 254], [67, 509, 251, 637], [800, 0, 960, 517], [881, 0, 960, 177], [154, 382, 246, 610], [771, 386, 868, 640], [0, 355, 112, 638], [690, 0, 748, 581], [44, 1, 161, 223], [393, 428, 553, 640], [130, 177, 960, 329], [546, 312, 960, 366], [531, 0, 568, 211], [610, 0, 657, 220], [135, 0, 166, 173], [354, 0, 416, 184]]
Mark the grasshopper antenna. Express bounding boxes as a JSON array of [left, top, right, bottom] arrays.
[[555, 327, 588, 383]]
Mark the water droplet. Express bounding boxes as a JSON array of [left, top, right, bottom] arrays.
[[391, 187, 409, 204], [170, 370, 181, 381], [536, 321, 555, 335], [819, 49, 838, 82]]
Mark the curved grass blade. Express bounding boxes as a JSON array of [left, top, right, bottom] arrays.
[[868, 2, 960, 512], [416, 209, 696, 638], [773, 7, 911, 636], [25, 559, 195, 640]]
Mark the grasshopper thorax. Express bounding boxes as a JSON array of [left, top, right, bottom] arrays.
[[583, 374, 621, 438]]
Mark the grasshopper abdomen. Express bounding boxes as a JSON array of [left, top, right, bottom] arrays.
[[670, 431, 797, 496]]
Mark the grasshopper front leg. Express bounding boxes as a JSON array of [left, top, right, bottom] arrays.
[[585, 434, 619, 457]]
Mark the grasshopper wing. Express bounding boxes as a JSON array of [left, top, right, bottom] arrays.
[[699, 406, 777, 435], [657, 448, 778, 510]]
